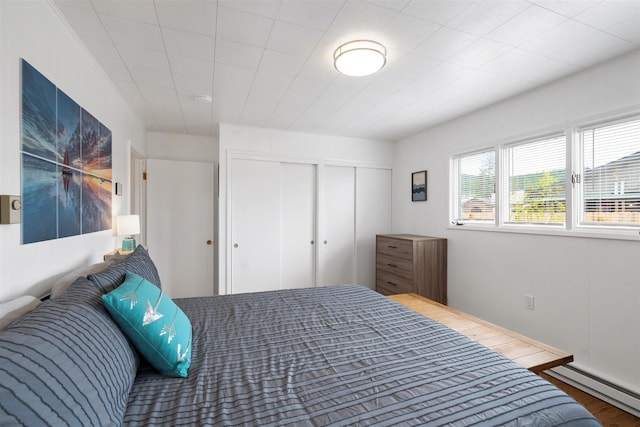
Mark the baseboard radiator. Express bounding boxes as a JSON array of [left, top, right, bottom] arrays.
[[548, 365, 640, 418]]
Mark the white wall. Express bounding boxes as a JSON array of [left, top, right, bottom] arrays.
[[0, 0, 146, 300], [218, 123, 395, 295], [393, 49, 640, 396], [146, 131, 218, 163]]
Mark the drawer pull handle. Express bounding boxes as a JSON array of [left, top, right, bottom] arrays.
[[387, 245, 397, 249], [387, 263, 397, 268], [387, 281, 397, 286]]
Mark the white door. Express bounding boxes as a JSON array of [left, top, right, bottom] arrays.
[[320, 165, 355, 286], [230, 159, 281, 293], [130, 151, 146, 246], [280, 162, 316, 289], [146, 159, 214, 298], [356, 167, 392, 289], [230, 159, 317, 293]]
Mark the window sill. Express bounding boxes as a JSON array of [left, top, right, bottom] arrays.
[[447, 223, 640, 242]]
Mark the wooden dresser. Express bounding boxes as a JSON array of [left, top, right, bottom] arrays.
[[376, 234, 447, 305]]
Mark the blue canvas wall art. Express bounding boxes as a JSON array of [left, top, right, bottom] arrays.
[[82, 174, 112, 234], [57, 163, 82, 239], [81, 110, 112, 180], [21, 61, 57, 162], [21, 154, 58, 244], [21, 59, 112, 244], [57, 88, 82, 169]]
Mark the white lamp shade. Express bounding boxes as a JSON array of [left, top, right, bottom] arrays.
[[334, 40, 386, 77], [116, 215, 140, 236]]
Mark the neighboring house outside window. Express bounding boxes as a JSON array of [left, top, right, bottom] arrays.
[[579, 117, 640, 227]]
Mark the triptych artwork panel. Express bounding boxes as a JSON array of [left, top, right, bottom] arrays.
[[21, 59, 112, 244]]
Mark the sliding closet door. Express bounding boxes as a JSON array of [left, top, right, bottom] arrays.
[[230, 159, 389, 292], [320, 165, 355, 286], [356, 167, 392, 289], [280, 162, 316, 288], [231, 159, 281, 293], [230, 159, 317, 293]]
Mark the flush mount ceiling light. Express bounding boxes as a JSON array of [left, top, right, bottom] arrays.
[[333, 40, 387, 77]]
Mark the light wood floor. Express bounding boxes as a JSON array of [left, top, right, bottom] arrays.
[[541, 373, 640, 426]]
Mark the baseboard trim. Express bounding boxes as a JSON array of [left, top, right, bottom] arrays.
[[548, 365, 640, 418]]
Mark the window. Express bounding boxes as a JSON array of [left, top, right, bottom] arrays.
[[503, 135, 566, 225], [454, 150, 495, 223], [450, 114, 640, 238], [578, 117, 640, 227]]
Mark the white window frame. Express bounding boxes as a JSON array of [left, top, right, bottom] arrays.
[[451, 148, 498, 227], [449, 113, 640, 241], [500, 133, 567, 229], [573, 115, 640, 235]]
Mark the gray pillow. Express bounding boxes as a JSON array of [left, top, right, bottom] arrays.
[[87, 245, 161, 293], [0, 277, 139, 426]]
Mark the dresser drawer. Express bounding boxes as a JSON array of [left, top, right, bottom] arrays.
[[375, 286, 395, 296], [377, 236, 413, 260], [376, 253, 413, 280], [376, 269, 413, 294]]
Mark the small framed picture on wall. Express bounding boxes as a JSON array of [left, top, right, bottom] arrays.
[[411, 170, 427, 202]]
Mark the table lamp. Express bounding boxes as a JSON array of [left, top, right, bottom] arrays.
[[116, 215, 140, 252]]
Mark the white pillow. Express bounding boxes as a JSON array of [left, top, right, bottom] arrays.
[[50, 260, 114, 299], [0, 295, 40, 330]]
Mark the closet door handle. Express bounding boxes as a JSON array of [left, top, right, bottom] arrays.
[[233, 243, 238, 248], [323, 240, 328, 245], [310, 240, 315, 245]]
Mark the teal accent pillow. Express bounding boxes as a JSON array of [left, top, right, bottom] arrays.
[[102, 272, 192, 377]]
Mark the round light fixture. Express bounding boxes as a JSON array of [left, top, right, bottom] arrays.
[[333, 40, 387, 77]]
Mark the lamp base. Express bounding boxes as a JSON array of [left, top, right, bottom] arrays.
[[122, 236, 136, 252]]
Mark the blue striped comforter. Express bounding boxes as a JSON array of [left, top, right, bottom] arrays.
[[123, 285, 600, 426]]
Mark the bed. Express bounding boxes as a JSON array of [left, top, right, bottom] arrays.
[[0, 246, 601, 426]]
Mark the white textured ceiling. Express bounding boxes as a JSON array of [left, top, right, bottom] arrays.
[[52, 0, 640, 141]]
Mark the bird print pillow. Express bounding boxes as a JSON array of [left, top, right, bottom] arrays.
[[102, 272, 192, 377]]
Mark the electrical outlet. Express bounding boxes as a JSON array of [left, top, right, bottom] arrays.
[[525, 295, 535, 310]]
